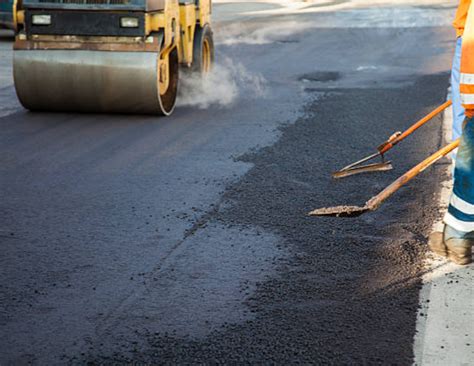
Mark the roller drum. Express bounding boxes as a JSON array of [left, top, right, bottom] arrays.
[[13, 50, 171, 115]]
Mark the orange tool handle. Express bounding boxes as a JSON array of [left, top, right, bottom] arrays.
[[377, 100, 452, 155], [367, 138, 459, 210]]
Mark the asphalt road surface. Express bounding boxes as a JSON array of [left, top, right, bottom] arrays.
[[0, 1, 458, 364]]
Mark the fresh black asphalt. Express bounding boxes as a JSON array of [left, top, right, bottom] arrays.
[[0, 18, 453, 364]]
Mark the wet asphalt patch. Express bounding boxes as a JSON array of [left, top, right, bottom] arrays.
[[86, 73, 449, 364], [299, 71, 341, 83], [276, 39, 300, 44]]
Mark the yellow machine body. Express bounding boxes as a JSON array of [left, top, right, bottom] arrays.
[[12, 0, 213, 115]]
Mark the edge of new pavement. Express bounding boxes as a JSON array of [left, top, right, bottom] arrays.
[[413, 100, 474, 366]]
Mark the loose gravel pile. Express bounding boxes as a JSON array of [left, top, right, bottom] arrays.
[[88, 73, 449, 364]]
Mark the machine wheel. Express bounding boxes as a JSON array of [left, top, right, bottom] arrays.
[[192, 24, 214, 74], [14, 47, 180, 115], [158, 47, 179, 116]]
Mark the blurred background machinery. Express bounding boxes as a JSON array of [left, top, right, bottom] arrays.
[[8, 0, 214, 115]]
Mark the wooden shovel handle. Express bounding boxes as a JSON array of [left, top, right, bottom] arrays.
[[377, 100, 452, 155], [367, 138, 460, 210]]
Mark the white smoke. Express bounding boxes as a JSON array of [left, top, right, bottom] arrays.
[[215, 21, 312, 45], [178, 56, 266, 109]]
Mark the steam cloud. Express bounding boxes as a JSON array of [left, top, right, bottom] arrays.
[[215, 21, 312, 45], [178, 56, 266, 109]]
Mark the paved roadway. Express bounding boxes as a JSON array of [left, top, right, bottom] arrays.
[[0, 1, 463, 364]]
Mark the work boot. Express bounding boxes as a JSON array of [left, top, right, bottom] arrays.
[[445, 239, 472, 265], [444, 225, 473, 265], [428, 231, 448, 258]]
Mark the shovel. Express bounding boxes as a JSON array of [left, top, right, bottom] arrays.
[[310, 138, 459, 217], [333, 100, 452, 179]]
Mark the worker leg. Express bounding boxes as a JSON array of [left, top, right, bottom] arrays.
[[430, 43, 469, 258], [443, 116, 474, 265], [451, 37, 465, 143]]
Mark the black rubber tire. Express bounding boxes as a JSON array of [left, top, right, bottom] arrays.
[[158, 47, 179, 116], [191, 24, 214, 74]]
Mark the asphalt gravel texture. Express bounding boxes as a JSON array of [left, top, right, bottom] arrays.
[[85, 74, 449, 364], [1, 11, 455, 363]]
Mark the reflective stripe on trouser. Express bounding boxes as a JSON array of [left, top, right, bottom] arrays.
[[444, 117, 474, 234], [452, 37, 465, 141], [460, 2, 474, 112]]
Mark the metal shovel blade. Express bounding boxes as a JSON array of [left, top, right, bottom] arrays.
[[332, 161, 393, 179], [308, 204, 370, 217], [311, 139, 461, 219]]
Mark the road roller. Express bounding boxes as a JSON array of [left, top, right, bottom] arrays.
[[12, 0, 214, 115]]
